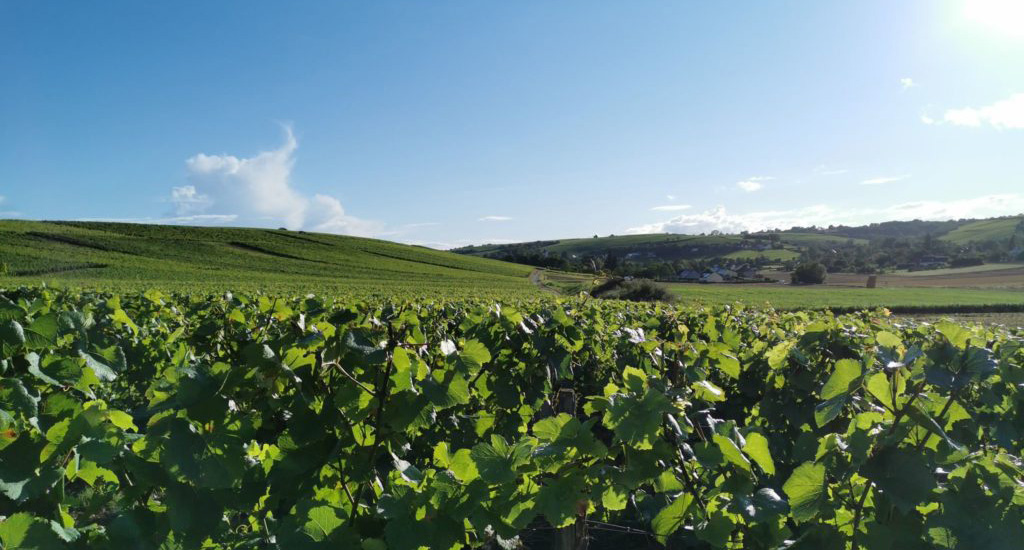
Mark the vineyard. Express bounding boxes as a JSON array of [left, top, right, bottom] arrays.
[[1, 287, 1022, 549]]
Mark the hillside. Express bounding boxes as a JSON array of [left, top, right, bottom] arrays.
[[0, 220, 535, 295], [453, 215, 1024, 273], [941, 216, 1024, 244]]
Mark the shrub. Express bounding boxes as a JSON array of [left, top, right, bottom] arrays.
[[0, 262, 8, 276], [951, 256, 984, 268], [791, 261, 827, 284], [591, 277, 675, 302]]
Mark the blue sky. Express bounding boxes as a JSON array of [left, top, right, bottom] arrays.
[[2, 1, 1023, 248]]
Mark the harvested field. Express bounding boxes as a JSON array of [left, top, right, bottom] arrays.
[[761, 264, 1024, 289]]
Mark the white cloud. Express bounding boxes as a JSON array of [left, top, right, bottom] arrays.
[[79, 214, 239, 225], [169, 127, 379, 236], [900, 77, 916, 90], [651, 204, 692, 212], [861, 174, 911, 185], [0, 196, 22, 218], [925, 93, 1024, 129], [169, 185, 212, 214], [736, 176, 772, 192], [814, 165, 848, 176], [627, 194, 1024, 235], [666, 194, 676, 201], [478, 216, 513, 222]]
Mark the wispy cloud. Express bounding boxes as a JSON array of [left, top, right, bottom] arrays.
[[861, 174, 911, 185], [650, 204, 692, 212], [478, 215, 513, 222], [736, 176, 772, 192], [900, 77, 916, 91], [627, 194, 1024, 235], [0, 195, 22, 218], [169, 126, 381, 236], [666, 194, 676, 201], [923, 93, 1024, 129], [814, 165, 848, 176], [77, 214, 240, 225]]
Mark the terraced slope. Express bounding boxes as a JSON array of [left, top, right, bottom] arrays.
[[0, 220, 534, 296], [941, 215, 1024, 244]]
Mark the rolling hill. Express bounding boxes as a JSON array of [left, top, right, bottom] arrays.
[[453, 215, 1024, 265], [0, 220, 535, 296], [941, 216, 1024, 244]]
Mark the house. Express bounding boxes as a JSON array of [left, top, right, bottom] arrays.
[[738, 267, 760, 279], [701, 272, 725, 283], [915, 255, 949, 270], [711, 266, 737, 280], [677, 269, 702, 281]]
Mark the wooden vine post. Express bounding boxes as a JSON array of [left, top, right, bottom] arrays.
[[553, 386, 589, 550]]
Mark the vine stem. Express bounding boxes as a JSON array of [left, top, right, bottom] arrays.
[[914, 392, 958, 451], [346, 321, 398, 527], [850, 481, 872, 550], [324, 360, 375, 396]]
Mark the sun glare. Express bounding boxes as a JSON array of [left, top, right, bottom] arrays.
[[964, 0, 1024, 37]]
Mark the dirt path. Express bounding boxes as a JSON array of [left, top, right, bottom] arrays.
[[529, 269, 560, 294]]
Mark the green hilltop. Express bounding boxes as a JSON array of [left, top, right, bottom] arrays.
[[0, 220, 535, 296], [453, 215, 1024, 269]]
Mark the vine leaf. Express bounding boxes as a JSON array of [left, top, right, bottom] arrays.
[[742, 432, 775, 475], [782, 462, 826, 523], [652, 493, 694, 544]]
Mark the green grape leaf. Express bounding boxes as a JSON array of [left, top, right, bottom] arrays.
[[23, 313, 59, 350], [0, 512, 67, 550], [713, 434, 751, 473], [821, 359, 862, 400], [0, 321, 25, 347], [742, 432, 775, 475], [652, 493, 694, 544], [935, 320, 970, 349], [449, 448, 479, 483], [866, 372, 896, 411], [601, 485, 628, 511], [782, 462, 826, 522], [875, 331, 902, 349], [863, 448, 935, 513], [302, 505, 344, 542]]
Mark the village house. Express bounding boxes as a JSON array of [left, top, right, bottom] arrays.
[[701, 272, 725, 283], [677, 269, 702, 281]]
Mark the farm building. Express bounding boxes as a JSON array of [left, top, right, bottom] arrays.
[[701, 272, 725, 283], [677, 269, 702, 281]]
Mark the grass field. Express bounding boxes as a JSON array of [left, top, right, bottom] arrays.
[[894, 262, 1024, 276], [723, 249, 801, 261], [534, 269, 1024, 310], [762, 264, 1024, 290], [0, 220, 535, 296], [940, 215, 1022, 243], [667, 282, 1024, 310]]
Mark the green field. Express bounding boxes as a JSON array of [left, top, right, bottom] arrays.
[[770, 232, 869, 246], [940, 215, 1023, 243], [5, 220, 1024, 311], [894, 262, 1024, 277], [0, 220, 534, 297], [668, 282, 1024, 310], [722, 249, 801, 261]]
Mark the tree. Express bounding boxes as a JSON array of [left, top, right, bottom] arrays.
[[791, 262, 827, 284]]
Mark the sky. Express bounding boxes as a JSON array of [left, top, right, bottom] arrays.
[[2, 1, 1024, 248]]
